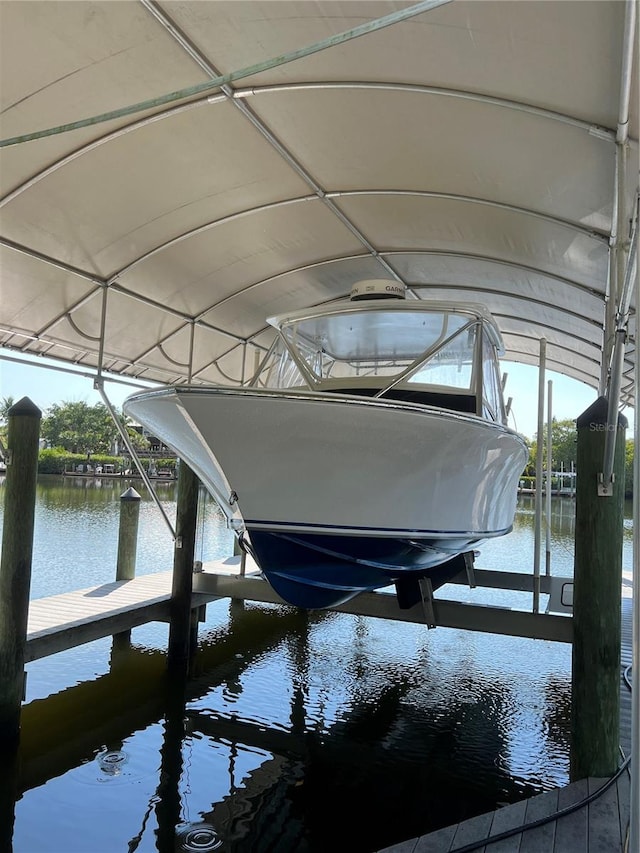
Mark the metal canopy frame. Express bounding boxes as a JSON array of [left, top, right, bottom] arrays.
[[0, 0, 637, 409], [0, 3, 638, 848]]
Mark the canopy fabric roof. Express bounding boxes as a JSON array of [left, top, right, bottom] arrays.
[[1, 0, 638, 414]]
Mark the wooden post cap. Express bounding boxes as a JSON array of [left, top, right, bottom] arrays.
[[120, 487, 141, 501], [7, 397, 41, 418], [576, 395, 628, 429]]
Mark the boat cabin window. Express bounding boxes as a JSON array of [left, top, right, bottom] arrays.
[[287, 309, 476, 386]]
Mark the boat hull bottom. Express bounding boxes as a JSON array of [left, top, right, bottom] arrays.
[[246, 529, 479, 610]]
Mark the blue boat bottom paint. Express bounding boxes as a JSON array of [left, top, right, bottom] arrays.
[[247, 529, 475, 609]]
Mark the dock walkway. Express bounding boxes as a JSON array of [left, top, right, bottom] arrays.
[[25, 557, 242, 662]]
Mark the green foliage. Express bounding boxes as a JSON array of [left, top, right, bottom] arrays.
[[550, 419, 579, 468], [38, 447, 70, 474], [527, 418, 577, 473], [0, 397, 14, 455], [526, 417, 634, 497], [152, 458, 177, 474], [0, 396, 15, 423], [38, 449, 126, 474], [41, 401, 122, 454], [36, 449, 177, 476], [625, 438, 634, 498], [126, 425, 151, 452]]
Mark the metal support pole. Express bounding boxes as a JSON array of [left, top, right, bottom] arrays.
[[601, 190, 637, 494], [167, 461, 200, 670], [233, 535, 247, 576], [116, 487, 141, 581], [571, 397, 627, 779], [187, 320, 195, 384], [0, 398, 41, 742], [629, 191, 640, 853], [96, 383, 176, 539], [533, 338, 546, 612], [545, 380, 553, 577]]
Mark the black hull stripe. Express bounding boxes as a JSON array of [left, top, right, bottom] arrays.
[[244, 519, 512, 538]]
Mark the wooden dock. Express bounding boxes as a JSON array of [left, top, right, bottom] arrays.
[[376, 589, 634, 853], [25, 556, 244, 663], [374, 774, 630, 853]]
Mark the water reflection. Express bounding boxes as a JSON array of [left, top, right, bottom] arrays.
[[0, 476, 233, 600], [8, 598, 574, 852]]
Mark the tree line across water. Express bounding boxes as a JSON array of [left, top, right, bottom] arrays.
[[521, 417, 634, 497], [0, 398, 175, 476], [0, 398, 635, 495]]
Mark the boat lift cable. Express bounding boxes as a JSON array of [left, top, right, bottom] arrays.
[[275, 531, 447, 571], [444, 664, 633, 853], [96, 381, 176, 540]]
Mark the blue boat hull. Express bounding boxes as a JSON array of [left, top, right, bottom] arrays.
[[247, 529, 477, 609]]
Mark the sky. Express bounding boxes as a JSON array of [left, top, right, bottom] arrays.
[[0, 352, 634, 441]]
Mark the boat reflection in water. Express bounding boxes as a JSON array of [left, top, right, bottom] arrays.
[[125, 281, 528, 609]]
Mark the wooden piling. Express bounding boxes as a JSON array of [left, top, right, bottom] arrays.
[[571, 396, 626, 779], [116, 487, 141, 581], [0, 397, 41, 741], [167, 461, 200, 669]]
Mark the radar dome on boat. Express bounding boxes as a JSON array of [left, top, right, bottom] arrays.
[[349, 280, 407, 301]]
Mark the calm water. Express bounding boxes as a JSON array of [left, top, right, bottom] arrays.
[[0, 477, 634, 853]]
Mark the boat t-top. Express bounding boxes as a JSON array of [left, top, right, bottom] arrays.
[[124, 280, 528, 609]]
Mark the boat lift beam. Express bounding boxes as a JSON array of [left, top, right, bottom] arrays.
[[192, 569, 573, 644]]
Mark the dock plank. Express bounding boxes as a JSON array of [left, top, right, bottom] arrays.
[[413, 824, 457, 852], [587, 777, 622, 853], [479, 798, 528, 853], [448, 810, 494, 849], [553, 777, 588, 853], [27, 572, 173, 638], [518, 788, 558, 853]]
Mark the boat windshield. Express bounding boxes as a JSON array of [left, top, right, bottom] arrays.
[[252, 306, 481, 388], [249, 303, 507, 423]]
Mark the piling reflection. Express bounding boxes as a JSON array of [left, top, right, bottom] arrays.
[[16, 604, 310, 793], [155, 664, 189, 853], [0, 742, 18, 853]]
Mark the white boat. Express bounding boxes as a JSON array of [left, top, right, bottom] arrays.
[[124, 281, 528, 609]]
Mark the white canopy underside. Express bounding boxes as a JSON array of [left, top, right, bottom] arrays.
[[0, 0, 638, 411]]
